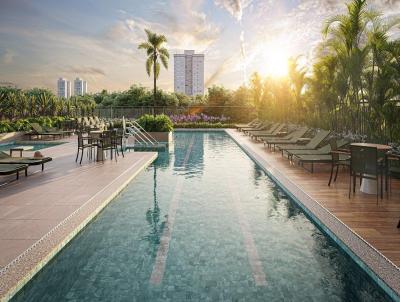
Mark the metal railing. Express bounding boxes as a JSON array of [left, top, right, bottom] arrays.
[[124, 120, 158, 146], [94, 105, 254, 121]]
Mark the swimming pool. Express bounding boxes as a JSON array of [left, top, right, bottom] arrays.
[[0, 141, 63, 153], [12, 131, 393, 301]]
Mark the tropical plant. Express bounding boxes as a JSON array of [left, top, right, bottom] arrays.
[[136, 114, 173, 132], [138, 29, 169, 111]]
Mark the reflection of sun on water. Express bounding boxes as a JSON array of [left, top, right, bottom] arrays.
[[259, 42, 290, 77]]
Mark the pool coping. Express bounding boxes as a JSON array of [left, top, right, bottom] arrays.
[[0, 152, 157, 302], [224, 129, 400, 301]]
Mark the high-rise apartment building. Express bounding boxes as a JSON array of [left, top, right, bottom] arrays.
[[174, 50, 204, 96], [57, 78, 72, 99], [74, 77, 87, 96]]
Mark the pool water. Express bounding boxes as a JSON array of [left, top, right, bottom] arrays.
[[12, 132, 393, 301], [0, 142, 63, 153]]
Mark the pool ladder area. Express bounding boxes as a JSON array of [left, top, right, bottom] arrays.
[[124, 121, 167, 151]]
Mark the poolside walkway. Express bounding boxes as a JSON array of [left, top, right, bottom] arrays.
[[226, 129, 400, 297], [0, 138, 157, 301]]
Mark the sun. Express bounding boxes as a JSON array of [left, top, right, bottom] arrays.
[[258, 43, 290, 78]]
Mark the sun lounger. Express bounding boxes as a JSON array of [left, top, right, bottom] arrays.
[[0, 152, 52, 172], [242, 122, 272, 134], [250, 123, 287, 139], [0, 163, 28, 180], [264, 127, 309, 150], [276, 130, 331, 153], [293, 153, 350, 173], [284, 139, 349, 160], [235, 118, 259, 130], [26, 123, 64, 140]]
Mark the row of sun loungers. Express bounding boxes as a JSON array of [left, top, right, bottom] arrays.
[[236, 120, 351, 176]]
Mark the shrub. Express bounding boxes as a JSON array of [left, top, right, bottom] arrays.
[[0, 116, 71, 133], [0, 120, 15, 133], [136, 114, 174, 132]]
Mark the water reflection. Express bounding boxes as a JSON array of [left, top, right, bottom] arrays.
[[142, 164, 166, 252], [173, 132, 204, 177]]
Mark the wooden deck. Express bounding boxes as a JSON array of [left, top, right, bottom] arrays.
[[227, 130, 400, 266], [0, 138, 157, 300]]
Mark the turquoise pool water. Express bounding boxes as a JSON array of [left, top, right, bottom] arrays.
[[12, 132, 393, 301], [0, 142, 62, 152]]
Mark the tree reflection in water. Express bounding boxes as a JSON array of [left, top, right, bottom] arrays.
[[143, 163, 166, 252]]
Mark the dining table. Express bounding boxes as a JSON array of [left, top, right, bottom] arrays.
[[89, 130, 105, 161], [350, 143, 392, 194]]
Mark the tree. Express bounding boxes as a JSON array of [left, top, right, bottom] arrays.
[[138, 29, 169, 114]]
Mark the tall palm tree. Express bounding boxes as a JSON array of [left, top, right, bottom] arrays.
[[138, 29, 169, 113]]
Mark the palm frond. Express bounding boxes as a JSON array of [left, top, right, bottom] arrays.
[[159, 47, 170, 58], [160, 54, 168, 69], [146, 57, 153, 77], [138, 42, 152, 50]]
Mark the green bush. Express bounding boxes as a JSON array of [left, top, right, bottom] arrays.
[[173, 122, 235, 129], [136, 114, 173, 132], [0, 120, 15, 133], [0, 116, 71, 133]]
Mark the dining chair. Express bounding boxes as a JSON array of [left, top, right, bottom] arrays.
[[349, 145, 384, 203]]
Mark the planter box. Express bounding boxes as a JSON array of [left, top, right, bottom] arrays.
[[147, 131, 172, 144], [0, 132, 25, 143]]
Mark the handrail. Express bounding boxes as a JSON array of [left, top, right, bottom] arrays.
[[130, 121, 158, 143], [124, 121, 158, 146]]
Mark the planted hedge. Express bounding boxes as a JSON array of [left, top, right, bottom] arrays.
[[136, 114, 174, 132], [0, 116, 68, 133]]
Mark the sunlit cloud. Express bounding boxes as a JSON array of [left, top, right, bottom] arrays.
[[0, 0, 398, 92]]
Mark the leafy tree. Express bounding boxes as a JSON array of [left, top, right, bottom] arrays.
[[138, 29, 169, 111]]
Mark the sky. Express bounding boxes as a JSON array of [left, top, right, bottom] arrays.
[[0, 0, 399, 93]]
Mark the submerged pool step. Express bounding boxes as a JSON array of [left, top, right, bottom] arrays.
[[126, 142, 168, 151]]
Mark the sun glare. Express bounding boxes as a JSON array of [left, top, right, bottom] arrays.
[[258, 43, 290, 78]]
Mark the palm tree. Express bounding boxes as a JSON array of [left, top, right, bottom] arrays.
[[138, 29, 169, 114]]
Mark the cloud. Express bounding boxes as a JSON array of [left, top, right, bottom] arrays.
[[62, 66, 106, 76], [106, 0, 220, 53], [214, 0, 252, 21], [1, 49, 15, 64]]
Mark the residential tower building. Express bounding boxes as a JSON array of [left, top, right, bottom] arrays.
[[174, 50, 204, 96]]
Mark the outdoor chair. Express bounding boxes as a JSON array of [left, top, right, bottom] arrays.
[[328, 139, 350, 186], [250, 123, 287, 139], [349, 145, 384, 203], [115, 129, 125, 158], [0, 151, 52, 172], [0, 163, 28, 180], [264, 127, 309, 150], [97, 130, 118, 162], [235, 118, 259, 130], [76, 131, 95, 164], [285, 139, 349, 161], [277, 130, 331, 154], [385, 152, 400, 194], [241, 122, 271, 134], [26, 123, 63, 140]]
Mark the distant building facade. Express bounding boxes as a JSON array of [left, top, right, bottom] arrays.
[[74, 78, 87, 96], [57, 78, 72, 99], [174, 50, 204, 96]]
